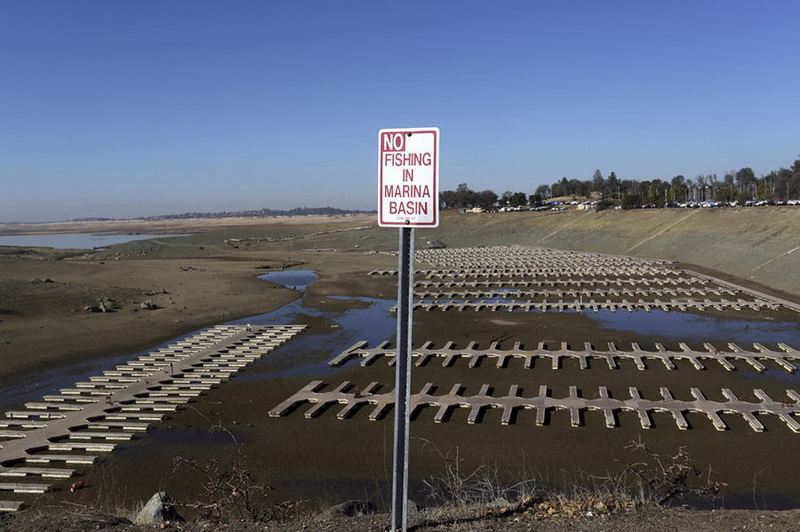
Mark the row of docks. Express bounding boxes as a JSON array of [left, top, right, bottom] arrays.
[[415, 287, 740, 299], [415, 246, 673, 268], [415, 258, 674, 269], [330, 340, 800, 373], [371, 244, 796, 313], [412, 277, 711, 289], [269, 380, 800, 433], [0, 324, 304, 512], [419, 266, 678, 279], [410, 297, 779, 313], [373, 267, 684, 280], [413, 248, 677, 277], [384, 245, 723, 292]]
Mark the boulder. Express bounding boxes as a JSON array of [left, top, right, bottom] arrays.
[[407, 498, 421, 515], [134, 491, 184, 525], [485, 497, 512, 509], [99, 298, 118, 312]]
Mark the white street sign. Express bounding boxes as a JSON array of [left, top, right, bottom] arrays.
[[378, 127, 439, 227]]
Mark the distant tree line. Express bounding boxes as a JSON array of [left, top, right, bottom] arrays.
[[70, 207, 373, 223], [141, 207, 372, 221], [440, 157, 800, 210]]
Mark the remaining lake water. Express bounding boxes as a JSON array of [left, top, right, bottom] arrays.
[[0, 232, 185, 249]]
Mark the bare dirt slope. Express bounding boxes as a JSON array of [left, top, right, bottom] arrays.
[[421, 208, 800, 300]]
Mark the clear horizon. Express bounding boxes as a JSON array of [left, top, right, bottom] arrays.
[[2, 1, 799, 222]]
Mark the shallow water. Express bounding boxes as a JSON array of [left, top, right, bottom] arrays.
[[0, 351, 134, 413], [229, 295, 396, 380], [0, 232, 186, 249], [589, 309, 800, 346], [258, 269, 318, 291]]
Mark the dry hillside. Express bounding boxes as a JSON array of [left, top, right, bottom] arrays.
[[423, 208, 800, 300]]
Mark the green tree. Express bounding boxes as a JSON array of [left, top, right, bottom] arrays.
[[607, 171, 620, 201], [454, 183, 477, 208], [439, 190, 457, 209], [671, 175, 686, 202], [476, 189, 498, 210], [592, 169, 605, 194], [535, 184, 551, 200], [509, 192, 527, 208], [621, 193, 641, 209]]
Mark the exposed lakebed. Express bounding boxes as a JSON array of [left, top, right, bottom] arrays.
[[9, 267, 800, 511]]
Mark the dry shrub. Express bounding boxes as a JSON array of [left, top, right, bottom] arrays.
[[171, 425, 300, 524], [619, 437, 722, 506]]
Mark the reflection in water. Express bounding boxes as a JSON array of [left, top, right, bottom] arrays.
[[589, 309, 800, 345], [0, 351, 134, 413], [245, 269, 396, 378], [229, 295, 395, 380], [258, 269, 318, 291]]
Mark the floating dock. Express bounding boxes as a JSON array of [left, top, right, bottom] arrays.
[[370, 245, 798, 314], [269, 380, 800, 433], [330, 340, 800, 373], [0, 324, 304, 511]]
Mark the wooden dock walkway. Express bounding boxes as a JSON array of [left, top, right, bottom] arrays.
[[269, 380, 800, 433], [329, 340, 800, 374], [370, 245, 799, 314], [0, 324, 304, 511], [408, 297, 779, 313]]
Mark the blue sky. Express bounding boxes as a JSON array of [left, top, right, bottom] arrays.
[[2, 1, 799, 222]]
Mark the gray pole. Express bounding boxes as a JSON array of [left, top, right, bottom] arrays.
[[391, 226, 414, 532]]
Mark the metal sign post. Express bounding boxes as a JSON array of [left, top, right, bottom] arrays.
[[378, 127, 439, 532], [391, 226, 414, 532]]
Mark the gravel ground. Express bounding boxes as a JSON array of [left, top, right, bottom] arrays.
[[3, 504, 800, 532]]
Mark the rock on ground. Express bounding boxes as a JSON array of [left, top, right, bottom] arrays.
[[134, 491, 184, 525]]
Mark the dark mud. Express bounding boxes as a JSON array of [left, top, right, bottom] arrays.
[[46, 293, 800, 515]]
